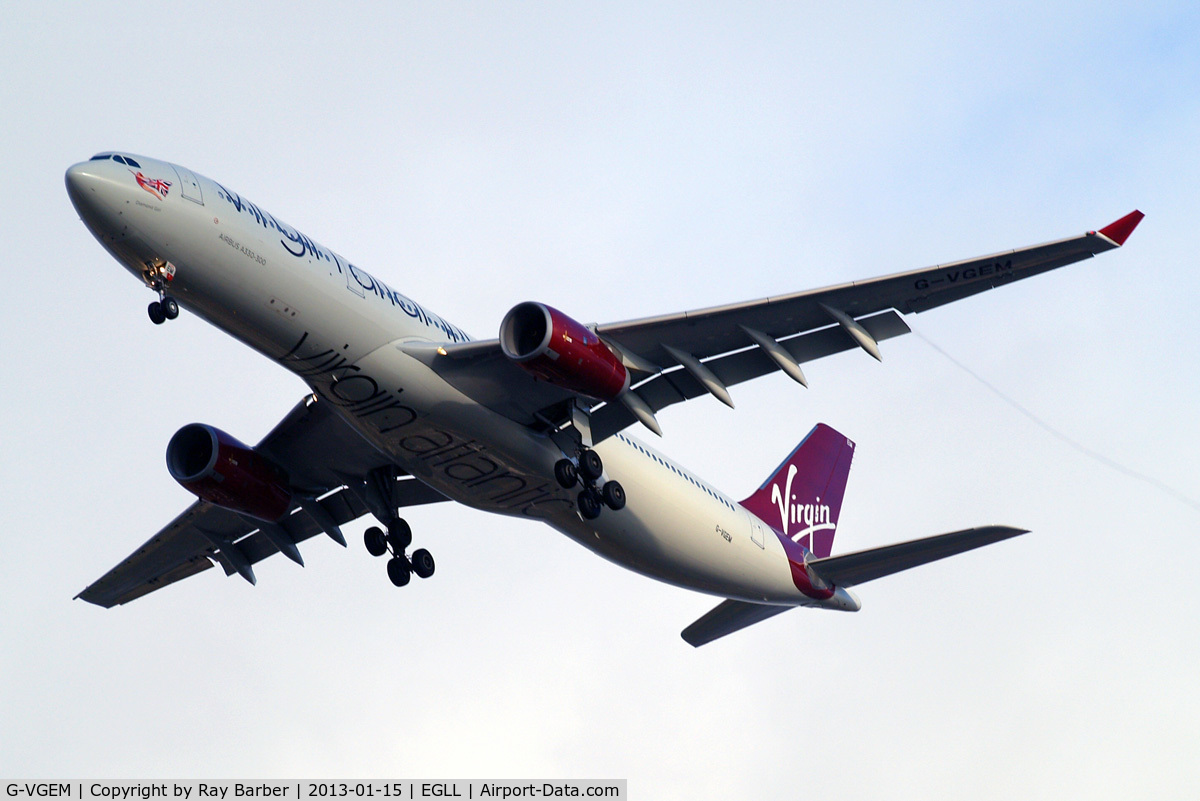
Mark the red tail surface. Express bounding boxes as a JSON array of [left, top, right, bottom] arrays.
[[740, 423, 855, 558]]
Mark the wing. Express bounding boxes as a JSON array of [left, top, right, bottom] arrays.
[[409, 211, 1142, 440], [75, 396, 448, 607]]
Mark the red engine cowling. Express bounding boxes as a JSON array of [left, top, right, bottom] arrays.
[[166, 423, 293, 522], [499, 302, 629, 400]]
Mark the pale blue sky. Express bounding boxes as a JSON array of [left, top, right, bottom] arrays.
[[2, 2, 1198, 797]]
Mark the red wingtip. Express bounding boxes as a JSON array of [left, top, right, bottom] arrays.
[[1098, 210, 1144, 246]]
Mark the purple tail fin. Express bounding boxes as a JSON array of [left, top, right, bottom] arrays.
[[739, 423, 855, 558]]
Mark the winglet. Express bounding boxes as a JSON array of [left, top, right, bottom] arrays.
[[1096, 210, 1144, 246]]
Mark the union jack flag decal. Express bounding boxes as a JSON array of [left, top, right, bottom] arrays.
[[131, 170, 172, 200]]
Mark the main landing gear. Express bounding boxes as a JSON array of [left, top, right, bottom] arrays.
[[541, 400, 627, 522], [555, 447, 625, 521], [364, 516, 435, 587], [352, 466, 436, 590]]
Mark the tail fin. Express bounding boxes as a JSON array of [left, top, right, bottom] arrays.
[[739, 423, 855, 557]]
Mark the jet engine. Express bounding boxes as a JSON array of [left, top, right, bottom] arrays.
[[499, 302, 629, 400], [166, 423, 293, 522]]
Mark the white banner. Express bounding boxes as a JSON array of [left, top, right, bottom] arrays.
[[4, 784, 626, 801]]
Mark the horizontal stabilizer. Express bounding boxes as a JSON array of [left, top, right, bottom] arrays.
[[806, 525, 1027, 588], [681, 599, 790, 647]]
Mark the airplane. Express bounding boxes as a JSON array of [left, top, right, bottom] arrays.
[[65, 152, 1143, 646]]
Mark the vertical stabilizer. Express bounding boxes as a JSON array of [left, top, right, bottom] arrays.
[[739, 423, 855, 557]]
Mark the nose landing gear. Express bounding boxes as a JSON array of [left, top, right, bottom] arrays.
[[143, 260, 179, 325]]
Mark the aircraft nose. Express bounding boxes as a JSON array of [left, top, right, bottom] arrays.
[[65, 161, 89, 193], [65, 161, 106, 215]]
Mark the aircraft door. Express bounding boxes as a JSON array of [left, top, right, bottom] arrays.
[[170, 165, 204, 205], [751, 517, 766, 549], [330, 254, 365, 297], [345, 261, 366, 297]]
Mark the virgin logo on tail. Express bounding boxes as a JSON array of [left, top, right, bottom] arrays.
[[739, 423, 852, 559], [770, 464, 834, 545]]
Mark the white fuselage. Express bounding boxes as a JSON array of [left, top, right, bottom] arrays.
[[66, 153, 850, 609]]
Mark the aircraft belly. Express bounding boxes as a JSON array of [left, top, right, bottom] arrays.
[[307, 341, 576, 519]]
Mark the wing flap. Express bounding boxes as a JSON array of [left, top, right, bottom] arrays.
[[805, 525, 1028, 588], [591, 310, 909, 441]]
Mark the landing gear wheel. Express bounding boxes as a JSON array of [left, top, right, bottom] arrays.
[[601, 480, 626, 510], [364, 526, 388, 557], [579, 449, 604, 482], [161, 296, 179, 319], [387, 518, 413, 551], [387, 556, 412, 587], [411, 548, 436, 579], [554, 458, 578, 489], [578, 487, 602, 520], [148, 301, 166, 325]]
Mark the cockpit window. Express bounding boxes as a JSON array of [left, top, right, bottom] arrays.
[[88, 153, 141, 168]]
